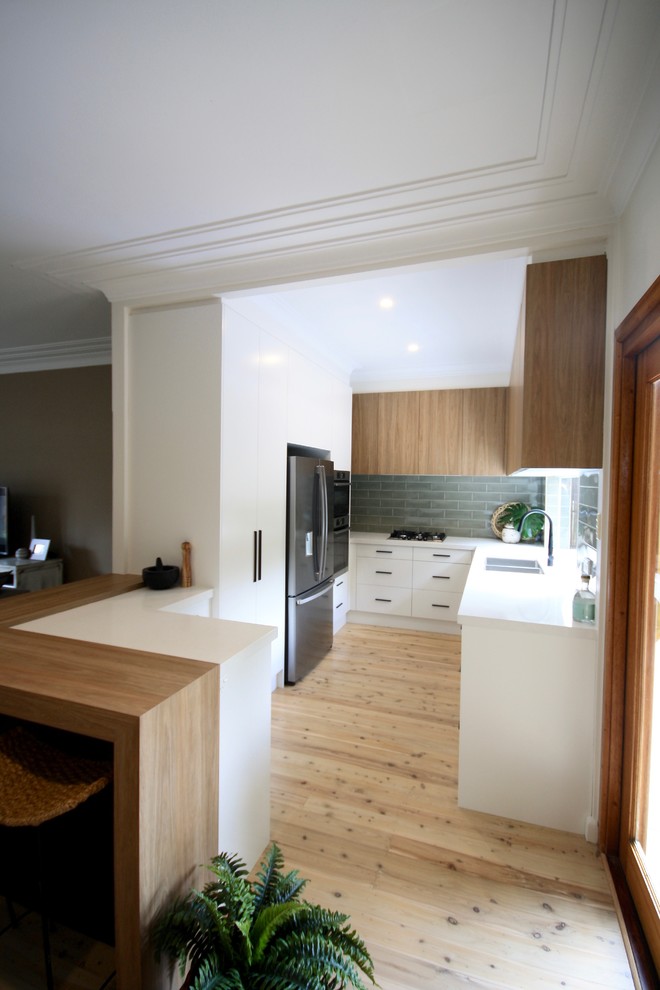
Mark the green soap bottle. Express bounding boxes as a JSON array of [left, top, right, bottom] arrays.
[[572, 574, 595, 623]]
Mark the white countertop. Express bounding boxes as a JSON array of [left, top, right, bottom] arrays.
[[458, 544, 597, 637], [15, 585, 277, 665], [350, 532, 597, 637]]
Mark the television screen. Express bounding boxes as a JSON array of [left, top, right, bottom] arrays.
[[0, 487, 8, 556]]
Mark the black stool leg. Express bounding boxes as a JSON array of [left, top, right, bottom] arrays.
[[35, 827, 54, 990], [4, 896, 17, 927]]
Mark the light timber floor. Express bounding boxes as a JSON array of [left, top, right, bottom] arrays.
[[270, 622, 634, 990], [0, 622, 635, 988]]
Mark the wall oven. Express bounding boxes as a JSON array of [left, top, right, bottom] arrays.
[[333, 470, 350, 575]]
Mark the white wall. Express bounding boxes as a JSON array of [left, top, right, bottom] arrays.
[[616, 134, 660, 323]]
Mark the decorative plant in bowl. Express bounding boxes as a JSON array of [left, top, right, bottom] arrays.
[[492, 501, 545, 542], [152, 842, 378, 990]]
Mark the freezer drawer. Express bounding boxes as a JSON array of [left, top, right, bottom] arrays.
[[286, 579, 334, 684]]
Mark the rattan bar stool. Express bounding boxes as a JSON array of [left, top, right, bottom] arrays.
[[0, 724, 112, 990]]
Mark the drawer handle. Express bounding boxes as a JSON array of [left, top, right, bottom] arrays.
[[335, 601, 344, 610], [336, 579, 344, 588], [375, 597, 392, 603], [376, 549, 393, 554], [432, 575, 450, 580], [375, 570, 393, 574], [433, 553, 451, 558], [432, 603, 450, 609]]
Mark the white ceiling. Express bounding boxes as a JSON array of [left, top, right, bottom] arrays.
[[1, 0, 659, 385]]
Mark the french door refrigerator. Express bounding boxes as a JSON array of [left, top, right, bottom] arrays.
[[285, 455, 334, 683]]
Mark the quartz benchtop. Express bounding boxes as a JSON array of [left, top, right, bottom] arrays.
[[15, 583, 276, 666], [350, 532, 596, 637], [0, 575, 276, 719]]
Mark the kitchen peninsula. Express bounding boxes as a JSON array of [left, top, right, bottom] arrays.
[[458, 544, 598, 838], [0, 576, 275, 990]]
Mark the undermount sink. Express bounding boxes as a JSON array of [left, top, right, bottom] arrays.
[[485, 557, 544, 575]]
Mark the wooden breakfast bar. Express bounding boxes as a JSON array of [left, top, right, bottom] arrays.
[[0, 575, 275, 989]]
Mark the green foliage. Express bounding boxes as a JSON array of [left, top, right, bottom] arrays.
[[498, 501, 545, 541], [153, 843, 378, 990]]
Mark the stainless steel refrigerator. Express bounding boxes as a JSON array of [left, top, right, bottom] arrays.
[[285, 454, 334, 683]]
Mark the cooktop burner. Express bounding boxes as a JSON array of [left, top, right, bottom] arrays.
[[389, 529, 447, 542]]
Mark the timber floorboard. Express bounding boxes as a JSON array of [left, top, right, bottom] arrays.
[[0, 622, 635, 988], [270, 623, 635, 989]]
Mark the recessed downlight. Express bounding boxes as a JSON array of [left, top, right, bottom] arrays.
[[407, 343, 420, 353], [379, 296, 395, 310]]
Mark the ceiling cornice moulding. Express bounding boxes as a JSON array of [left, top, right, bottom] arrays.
[[0, 337, 111, 375], [18, 181, 617, 306]]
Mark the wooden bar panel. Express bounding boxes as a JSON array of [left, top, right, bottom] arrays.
[[0, 577, 220, 990]]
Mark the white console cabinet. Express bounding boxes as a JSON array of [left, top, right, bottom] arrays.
[[0, 557, 63, 592]]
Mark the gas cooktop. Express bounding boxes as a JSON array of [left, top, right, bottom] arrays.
[[389, 529, 447, 542]]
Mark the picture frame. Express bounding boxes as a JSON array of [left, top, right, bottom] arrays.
[[29, 538, 50, 561]]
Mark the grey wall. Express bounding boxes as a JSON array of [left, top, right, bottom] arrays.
[[0, 365, 112, 582], [350, 474, 545, 539]]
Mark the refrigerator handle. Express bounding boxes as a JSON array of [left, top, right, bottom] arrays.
[[295, 579, 334, 606], [317, 464, 328, 579]]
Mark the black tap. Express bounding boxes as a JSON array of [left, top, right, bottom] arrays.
[[519, 509, 554, 566]]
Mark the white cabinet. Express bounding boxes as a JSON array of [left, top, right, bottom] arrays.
[[459, 622, 597, 836], [411, 547, 471, 622], [219, 304, 288, 685], [352, 540, 472, 629], [355, 544, 413, 616], [333, 571, 349, 633]]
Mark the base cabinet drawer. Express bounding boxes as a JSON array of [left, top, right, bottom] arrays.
[[357, 557, 412, 587], [412, 561, 470, 592], [356, 584, 412, 616], [412, 589, 463, 621]]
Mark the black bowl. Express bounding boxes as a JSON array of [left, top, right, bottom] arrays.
[[142, 563, 180, 590]]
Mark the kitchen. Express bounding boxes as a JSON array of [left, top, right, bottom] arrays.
[[1, 2, 660, 982]]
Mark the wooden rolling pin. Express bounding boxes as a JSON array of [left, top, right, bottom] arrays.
[[181, 541, 192, 587]]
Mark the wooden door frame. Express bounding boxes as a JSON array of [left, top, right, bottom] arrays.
[[600, 273, 660, 985]]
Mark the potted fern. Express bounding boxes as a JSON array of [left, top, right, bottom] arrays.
[[152, 843, 378, 990]]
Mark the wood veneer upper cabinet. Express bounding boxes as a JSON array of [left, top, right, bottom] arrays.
[[351, 393, 380, 474], [462, 388, 507, 475], [354, 388, 507, 476], [418, 390, 463, 473], [377, 391, 420, 474], [506, 256, 607, 473]]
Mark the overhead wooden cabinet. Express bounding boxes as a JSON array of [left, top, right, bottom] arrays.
[[506, 255, 607, 473], [353, 387, 507, 476], [352, 391, 419, 474], [418, 390, 463, 474], [378, 391, 420, 474]]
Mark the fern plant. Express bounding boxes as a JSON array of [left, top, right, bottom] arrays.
[[152, 842, 378, 990]]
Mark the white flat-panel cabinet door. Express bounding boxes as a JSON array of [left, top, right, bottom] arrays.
[[256, 329, 288, 680], [219, 309, 260, 622], [220, 304, 288, 685]]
